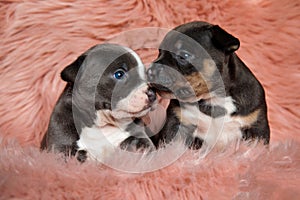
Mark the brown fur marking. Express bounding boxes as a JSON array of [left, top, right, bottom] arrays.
[[185, 72, 210, 98], [202, 59, 216, 77], [174, 106, 190, 126], [233, 109, 261, 128]]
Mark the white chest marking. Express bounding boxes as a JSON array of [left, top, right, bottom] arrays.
[[77, 126, 130, 161], [182, 96, 244, 148]]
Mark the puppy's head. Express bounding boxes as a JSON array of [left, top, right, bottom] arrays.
[[147, 21, 240, 102], [61, 44, 157, 124]]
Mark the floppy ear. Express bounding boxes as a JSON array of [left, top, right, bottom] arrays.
[[61, 54, 86, 83], [211, 25, 240, 53]]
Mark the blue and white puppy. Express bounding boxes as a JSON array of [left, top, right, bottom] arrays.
[[41, 44, 157, 162]]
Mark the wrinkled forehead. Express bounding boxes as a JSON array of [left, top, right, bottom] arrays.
[[73, 44, 145, 86], [159, 30, 210, 57], [105, 52, 139, 72], [88, 45, 138, 67], [80, 45, 143, 75]]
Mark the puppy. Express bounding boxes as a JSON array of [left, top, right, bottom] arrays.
[[147, 21, 270, 149], [41, 44, 157, 162]]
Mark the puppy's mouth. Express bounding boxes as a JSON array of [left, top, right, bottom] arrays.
[[136, 92, 159, 114], [115, 102, 156, 119], [150, 83, 171, 92], [150, 82, 197, 102], [148, 71, 200, 101], [111, 87, 158, 119], [150, 74, 211, 102], [174, 87, 195, 100], [128, 105, 152, 115], [149, 83, 176, 99]]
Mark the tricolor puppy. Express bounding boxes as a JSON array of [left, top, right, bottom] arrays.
[[147, 21, 270, 149], [41, 44, 157, 162]]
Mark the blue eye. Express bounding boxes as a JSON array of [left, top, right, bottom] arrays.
[[114, 69, 126, 80]]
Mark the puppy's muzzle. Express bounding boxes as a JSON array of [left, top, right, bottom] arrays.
[[147, 63, 197, 101], [147, 63, 174, 92]]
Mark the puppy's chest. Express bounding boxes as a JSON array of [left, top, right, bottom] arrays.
[[77, 125, 130, 161], [178, 96, 248, 147]]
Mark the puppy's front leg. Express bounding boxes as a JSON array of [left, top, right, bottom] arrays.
[[71, 141, 87, 162], [120, 135, 154, 152], [150, 99, 199, 149], [242, 116, 270, 145], [76, 150, 88, 162]]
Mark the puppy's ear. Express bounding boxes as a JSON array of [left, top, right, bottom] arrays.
[[61, 54, 86, 83], [211, 25, 240, 53]]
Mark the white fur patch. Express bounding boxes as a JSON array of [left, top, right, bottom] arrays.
[[209, 96, 237, 114], [80, 87, 151, 159], [77, 125, 130, 161], [114, 83, 151, 118], [183, 96, 244, 148]]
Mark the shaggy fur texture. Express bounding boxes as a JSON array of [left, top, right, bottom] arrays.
[[0, 0, 299, 199], [1, 140, 299, 199]]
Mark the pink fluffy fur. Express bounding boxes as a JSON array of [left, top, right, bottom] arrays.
[[0, 0, 299, 199]]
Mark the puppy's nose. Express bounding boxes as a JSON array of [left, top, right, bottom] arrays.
[[146, 88, 156, 103]]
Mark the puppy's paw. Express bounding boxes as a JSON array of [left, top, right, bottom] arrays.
[[120, 136, 154, 152], [76, 150, 87, 163], [190, 137, 203, 150], [186, 136, 203, 150]]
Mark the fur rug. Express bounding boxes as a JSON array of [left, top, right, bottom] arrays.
[[1, 140, 299, 199], [0, 0, 299, 199]]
